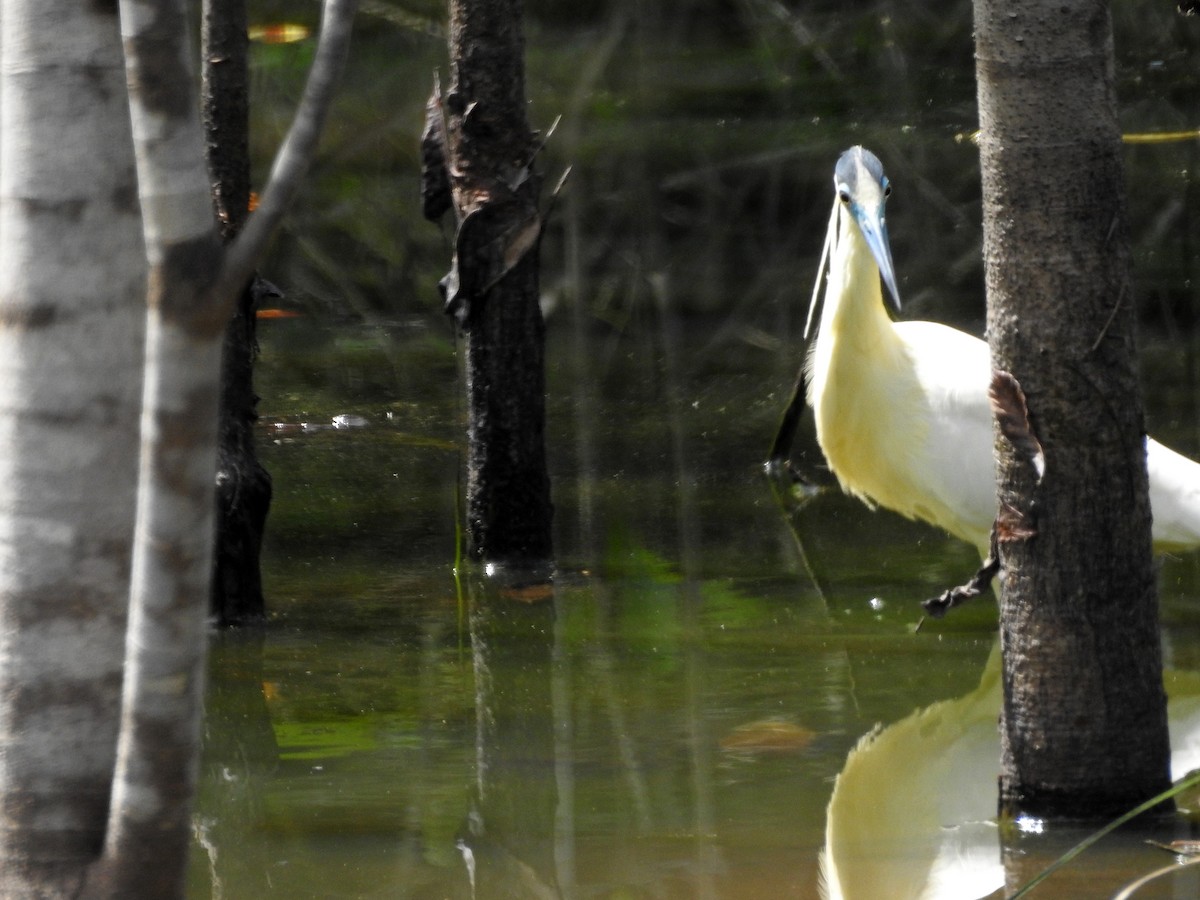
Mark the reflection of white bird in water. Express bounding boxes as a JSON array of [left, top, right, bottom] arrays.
[[820, 642, 1200, 900], [798, 145, 1200, 555]]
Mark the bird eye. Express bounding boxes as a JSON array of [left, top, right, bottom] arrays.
[[882, 179, 892, 198], [837, 185, 851, 204]]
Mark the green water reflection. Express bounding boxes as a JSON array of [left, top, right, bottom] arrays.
[[190, 321, 1200, 899], [190, 0, 1200, 896]]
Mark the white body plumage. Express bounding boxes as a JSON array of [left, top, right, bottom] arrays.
[[807, 146, 1200, 555]]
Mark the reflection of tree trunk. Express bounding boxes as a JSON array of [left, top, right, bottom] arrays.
[[682, 596, 719, 900], [193, 631, 279, 898], [550, 592, 577, 899], [656, 278, 721, 900], [465, 577, 559, 898], [203, 0, 272, 625], [437, 0, 554, 565], [974, 0, 1171, 819]]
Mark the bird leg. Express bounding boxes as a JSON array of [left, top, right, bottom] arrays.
[[922, 371, 1044, 621], [921, 525, 1002, 619], [766, 366, 810, 482]]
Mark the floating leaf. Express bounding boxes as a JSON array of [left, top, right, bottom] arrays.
[[256, 308, 302, 319], [1147, 839, 1200, 855], [248, 23, 311, 44]]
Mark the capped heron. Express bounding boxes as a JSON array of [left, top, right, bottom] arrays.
[[800, 145, 1200, 555]]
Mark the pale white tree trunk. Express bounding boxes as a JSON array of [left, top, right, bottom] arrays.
[[97, 4, 226, 893], [0, 0, 355, 893], [0, 1, 145, 895], [96, 1, 358, 894]]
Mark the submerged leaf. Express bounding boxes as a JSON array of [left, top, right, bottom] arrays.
[[720, 719, 816, 755]]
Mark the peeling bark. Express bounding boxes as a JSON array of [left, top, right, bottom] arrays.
[[435, 0, 554, 565]]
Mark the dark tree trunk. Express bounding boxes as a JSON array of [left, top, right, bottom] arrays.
[[974, 0, 1171, 820], [434, 0, 554, 566], [203, 0, 272, 624]]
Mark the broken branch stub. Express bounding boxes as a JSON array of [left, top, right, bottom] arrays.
[[989, 369, 1045, 481], [420, 77, 452, 222], [442, 189, 542, 326]]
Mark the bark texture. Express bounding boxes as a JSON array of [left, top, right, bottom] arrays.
[[974, 0, 1171, 819], [0, 0, 354, 894], [104, 0, 227, 876], [103, 1, 356, 892], [204, 0, 271, 625], [0, 2, 145, 894], [440, 0, 554, 565]]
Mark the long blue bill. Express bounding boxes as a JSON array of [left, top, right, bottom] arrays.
[[853, 202, 902, 312]]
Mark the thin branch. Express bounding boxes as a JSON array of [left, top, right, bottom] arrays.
[[217, 0, 359, 301]]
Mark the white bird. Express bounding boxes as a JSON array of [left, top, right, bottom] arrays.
[[804, 145, 1200, 555]]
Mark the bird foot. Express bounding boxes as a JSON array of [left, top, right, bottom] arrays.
[[921, 552, 1000, 619], [921, 524, 1004, 620]]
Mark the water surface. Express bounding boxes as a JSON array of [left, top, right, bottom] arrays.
[[190, 2, 1200, 896]]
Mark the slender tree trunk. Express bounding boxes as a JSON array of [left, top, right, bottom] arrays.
[[0, 2, 145, 894], [0, 0, 354, 894], [100, 2, 356, 894], [975, 0, 1171, 819], [100, 2, 229, 891], [438, 0, 554, 565], [204, 0, 272, 626]]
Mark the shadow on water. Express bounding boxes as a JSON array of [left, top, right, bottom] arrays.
[[189, 0, 1200, 896]]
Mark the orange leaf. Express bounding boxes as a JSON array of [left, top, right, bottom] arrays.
[[248, 23, 310, 44]]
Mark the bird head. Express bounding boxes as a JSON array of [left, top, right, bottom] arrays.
[[834, 146, 902, 312]]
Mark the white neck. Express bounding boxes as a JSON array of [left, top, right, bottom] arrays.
[[820, 205, 894, 347]]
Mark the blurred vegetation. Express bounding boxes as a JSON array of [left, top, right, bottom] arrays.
[[245, 0, 1200, 584], [249, 0, 1200, 344], [192, 11, 1200, 896]]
